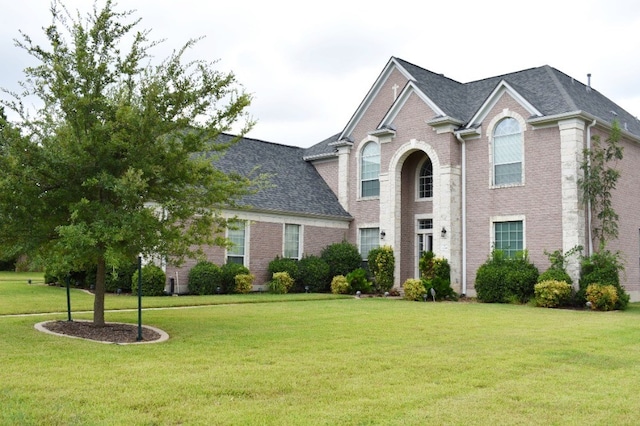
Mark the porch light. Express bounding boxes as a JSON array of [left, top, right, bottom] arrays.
[[441, 227, 447, 238], [380, 230, 386, 239]]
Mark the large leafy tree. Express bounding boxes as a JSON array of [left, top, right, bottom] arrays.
[[0, 1, 255, 325]]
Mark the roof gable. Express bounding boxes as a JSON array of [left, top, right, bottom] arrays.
[[466, 80, 543, 128], [379, 81, 445, 128]]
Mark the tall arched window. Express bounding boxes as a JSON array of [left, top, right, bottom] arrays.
[[361, 142, 380, 197], [493, 117, 522, 185], [418, 157, 433, 198]]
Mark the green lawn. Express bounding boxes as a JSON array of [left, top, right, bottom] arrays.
[[2, 273, 640, 425]]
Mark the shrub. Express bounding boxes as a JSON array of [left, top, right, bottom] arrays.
[[234, 273, 254, 294], [188, 261, 222, 295], [475, 250, 538, 304], [346, 268, 371, 294], [578, 249, 628, 309], [419, 251, 456, 301], [403, 278, 426, 301], [220, 262, 250, 294], [538, 268, 572, 285], [132, 264, 166, 296], [367, 246, 395, 293], [268, 256, 299, 283], [586, 283, 618, 311], [296, 255, 331, 293], [330, 275, 350, 294], [534, 280, 572, 308], [321, 241, 362, 278], [269, 271, 294, 294]]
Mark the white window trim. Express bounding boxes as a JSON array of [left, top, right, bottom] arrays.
[[283, 223, 303, 260], [226, 220, 250, 266], [489, 214, 526, 254], [487, 109, 526, 188], [415, 156, 434, 201], [415, 214, 434, 278], [357, 137, 381, 200], [358, 224, 380, 260]]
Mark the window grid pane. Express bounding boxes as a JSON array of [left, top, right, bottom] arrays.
[[359, 228, 380, 260], [493, 118, 522, 185], [495, 221, 523, 258], [227, 221, 245, 257], [419, 159, 433, 198], [361, 142, 380, 197], [418, 219, 433, 230], [284, 224, 300, 259]]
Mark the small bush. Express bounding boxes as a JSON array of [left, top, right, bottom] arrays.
[[419, 252, 456, 300], [586, 283, 618, 311], [269, 271, 294, 294], [403, 278, 426, 301], [346, 268, 371, 294], [534, 280, 572, 308], [234, 273, 254, 294], [220, 262, 250, 294], [296, 255, 330, 293], [578, 250, 628, 310], [321, 241, 362, 278], [330, 275, 350, 294], [268, 256, 299, 282], [538, 268, 572, 285], [368, 246, 395, 293], [188, 261, 222, 295], [475, 250, 538, 303], [132, 264, 166, 296]]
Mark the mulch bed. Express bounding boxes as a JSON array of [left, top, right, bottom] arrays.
[[42, 320, 162, 344]]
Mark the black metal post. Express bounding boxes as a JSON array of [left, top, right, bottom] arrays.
[[137, 255, 143, 341], [66, 275, 72, 322]]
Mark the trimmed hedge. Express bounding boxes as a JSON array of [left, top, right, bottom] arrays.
[[475, 250, 538, 304], [321, 241, 362, 278], [220, 262, 250, 293], [188, 261, 222, 295], [534, 280, 572, 308], [296, 255, 330, 293]]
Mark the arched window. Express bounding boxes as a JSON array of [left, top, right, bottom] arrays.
[[418, 158, 433, 198], [360, 142, 380, 197], [493, 117, 522, 185]]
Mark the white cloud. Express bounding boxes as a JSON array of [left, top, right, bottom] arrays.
[[2, 0, 640, 147]]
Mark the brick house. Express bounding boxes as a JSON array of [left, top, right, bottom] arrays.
[[166, 57, 640, 300]]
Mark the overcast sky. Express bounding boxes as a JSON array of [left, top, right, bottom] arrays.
[[2, 0, 640, 148]]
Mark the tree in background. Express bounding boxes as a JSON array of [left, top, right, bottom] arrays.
[[578, 120, 623, 250], [0, 1, 255, 325]]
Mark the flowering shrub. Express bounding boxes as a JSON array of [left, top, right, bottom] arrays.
[[403, 278, 426, 301], [586, 283, 618, 311], [268, 271, 294, 294], [330, 275, 350, 294], [234, 273, 254, 294], [534, 280, 572, 308]]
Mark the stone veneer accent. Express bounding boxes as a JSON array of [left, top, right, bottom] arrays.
[[558, 118, 587, 287]]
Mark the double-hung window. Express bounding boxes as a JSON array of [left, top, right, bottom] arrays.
[[361, 142, 380, 197], [227, 221, 246, 265], [284, 224, 301, 259], [493, 118, 522, 185], [359, 227, 380, 260]]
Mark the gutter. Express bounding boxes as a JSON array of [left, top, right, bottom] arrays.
[[454, 131, 467, 296], [586, 119, 597, 255]]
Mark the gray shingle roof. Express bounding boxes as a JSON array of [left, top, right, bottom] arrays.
[[396, 57, 640, 136], [211, 134, 351, 220], [305, 58, 640, 158]]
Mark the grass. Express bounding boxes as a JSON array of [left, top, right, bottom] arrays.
[[2, 273, 640, 424]]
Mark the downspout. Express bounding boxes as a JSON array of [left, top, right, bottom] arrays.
[[586, 119, 597, 255], [455, 131, 467, 296]]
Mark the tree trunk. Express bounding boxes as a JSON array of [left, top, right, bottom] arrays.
[[93, 256, 107, 326]]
